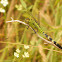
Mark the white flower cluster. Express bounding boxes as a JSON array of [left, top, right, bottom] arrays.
[[24, 45, 29, 49], [22, 45, 29, 58], [14, 52, 19, 58], [0, 8, 5, 13], [14, 49, 21, 58], [0, 0, 8, 13], [0, 0, 8, 7], [22, 52, 29, 58], [14, 45, 30, 58]]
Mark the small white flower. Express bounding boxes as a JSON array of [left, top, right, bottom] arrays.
[[24, 52, 29, 57], [0, 8, 5, 13], [16, 49, 21, 53], [24, 45, 29, 49], [14, 52, 19, 58], [22, 52, 29, 58], [0, 0, 8, 7], [15, 4, 22, 11]]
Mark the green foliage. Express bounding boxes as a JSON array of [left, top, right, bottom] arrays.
[[0, 0, 62, 62], [20, 0, 27, 9]]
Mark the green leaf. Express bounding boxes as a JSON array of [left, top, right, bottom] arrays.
[[20, 0, 27, 9]]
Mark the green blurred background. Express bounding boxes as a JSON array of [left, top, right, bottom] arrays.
[[0, 0, 62, 62]]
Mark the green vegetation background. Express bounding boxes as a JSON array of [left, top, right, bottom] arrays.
[[0, 0, 62, 62]]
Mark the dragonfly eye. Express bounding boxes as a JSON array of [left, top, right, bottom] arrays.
[[25, 18, 30, 23]]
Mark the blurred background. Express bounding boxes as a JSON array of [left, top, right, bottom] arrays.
[[0, 0, 62, 62]]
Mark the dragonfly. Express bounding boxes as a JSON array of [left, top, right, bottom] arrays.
[[25, 14, 62, 49]]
